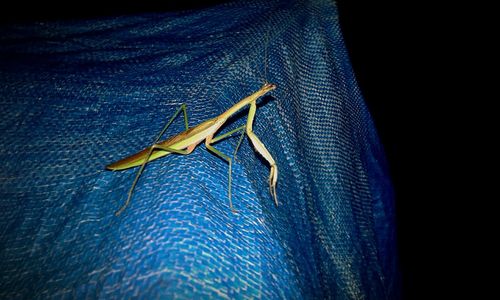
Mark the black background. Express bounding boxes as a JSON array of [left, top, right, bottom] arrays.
[[1, 1, 469, 299], [336, 2, 431, 299], [337, 1, 480, 299]]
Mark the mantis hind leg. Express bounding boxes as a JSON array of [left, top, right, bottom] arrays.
[[115, 103, 191, 216], [154, 103, 189, 143]]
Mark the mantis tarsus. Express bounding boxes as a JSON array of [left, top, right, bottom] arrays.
[[106, 83, 278, 216]]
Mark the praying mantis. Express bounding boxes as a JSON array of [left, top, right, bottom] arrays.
[[106, 82, 278, 216]]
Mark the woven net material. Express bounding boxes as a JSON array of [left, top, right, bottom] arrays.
[[0, 0, 399, 298]]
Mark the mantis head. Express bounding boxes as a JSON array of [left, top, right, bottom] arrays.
[[261, 82, 277, 93]]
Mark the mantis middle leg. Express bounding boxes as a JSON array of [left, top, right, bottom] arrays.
[[206, 124, 248, 211], [205, 135, 237, 212], [210, 124, 246, 159]]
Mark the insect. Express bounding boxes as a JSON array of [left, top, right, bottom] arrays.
[[106, 83, 278, 216]]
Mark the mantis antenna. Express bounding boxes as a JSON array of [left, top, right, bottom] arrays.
[[254, 28, 271, 85]]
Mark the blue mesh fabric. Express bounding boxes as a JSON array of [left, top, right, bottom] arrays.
[[0, 0, 399, 298]]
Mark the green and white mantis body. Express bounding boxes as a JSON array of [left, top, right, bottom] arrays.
[[106, 83, 278, 216]]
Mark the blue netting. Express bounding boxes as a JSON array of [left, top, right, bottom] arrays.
[[0, 0, 399, 298]]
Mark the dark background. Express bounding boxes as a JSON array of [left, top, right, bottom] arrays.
[[336, 2, 433, 299], [1, 1, 465, 299], [337, 2, 475, 299]]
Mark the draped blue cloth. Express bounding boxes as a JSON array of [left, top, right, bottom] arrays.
[[0, 0, 399, 298]]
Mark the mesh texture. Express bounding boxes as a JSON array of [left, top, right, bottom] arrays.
[[0, 0, 399, 298]]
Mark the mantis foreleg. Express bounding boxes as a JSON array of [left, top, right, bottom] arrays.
[[115, 103, 190, 216], [245, 101, 278, 206]]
